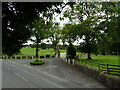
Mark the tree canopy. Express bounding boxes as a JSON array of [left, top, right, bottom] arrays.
[[2, 2, 63, 56]]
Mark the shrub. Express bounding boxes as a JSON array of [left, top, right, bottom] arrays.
[[40, 56, 45, 58], [46, 54, 51, 58], [52, 55, 55, 58], [17, 56, 20, 59], [30, 60, 46, 65], [66, 43, 76, 59]]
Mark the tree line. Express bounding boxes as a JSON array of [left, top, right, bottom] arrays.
[[2, 2, 120, 60]]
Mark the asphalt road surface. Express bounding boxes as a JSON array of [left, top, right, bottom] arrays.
[[2, 58, 110, 88]]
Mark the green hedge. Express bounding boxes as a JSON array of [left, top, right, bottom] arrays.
[[30, 60, 46, 65]]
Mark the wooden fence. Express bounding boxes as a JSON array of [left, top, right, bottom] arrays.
[[0, 55, 54, 59], [74, 59, 120, 76], [98, 63, 120, 76]]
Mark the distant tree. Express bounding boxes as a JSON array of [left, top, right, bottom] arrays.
[[48, 22, 62, 57], [40, 43, 47, 49], [30, 17, 50, 59]]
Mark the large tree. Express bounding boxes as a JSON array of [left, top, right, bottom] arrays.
[[63, 2, 120, 59], [63, 2, 102, 60], [30, 17, 51, 59], [47, 22, 62, 57], [98, 2, 120, 55], [2, 2, 63, 56]]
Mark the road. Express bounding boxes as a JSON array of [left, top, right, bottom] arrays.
[[2, 58, 109, 88]]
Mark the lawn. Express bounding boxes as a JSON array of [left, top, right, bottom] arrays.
[[78, 55, 119, 69], [16, 48, 66, 56]]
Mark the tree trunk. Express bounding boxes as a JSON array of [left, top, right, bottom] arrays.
[[87, 52, 92, 60], [36, 36, 39, 59]]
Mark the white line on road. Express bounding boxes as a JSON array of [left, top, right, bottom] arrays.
[[43, 72, 68, 82], [23, 65, 33, 68], [7, 61, 17, 64], [14, 72, 28, 82]]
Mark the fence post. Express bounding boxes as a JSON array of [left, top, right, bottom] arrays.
[[91, 61, 92, 67], [20, 56, 22, 59], [26, 56, 28, 59], [6, 56, 8, 59], [107, 64, 110, 74], [85, 60, 87, 65], [15, 56, 17, 59], [98, 63, 100, 70], [72, 59, 74, 65], [82, 59, 83, 64]]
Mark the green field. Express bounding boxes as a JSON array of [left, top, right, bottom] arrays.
[[78, 55, 119, 68], [11, 48, 119, 68], [19, 48, 119, 67], [18, 48, 66, 56]]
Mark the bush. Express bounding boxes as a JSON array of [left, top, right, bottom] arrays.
[[66, 43, 76, 59], [17, 56, 20, 59], [46, 54, 51, 58], [30, 60, 46, 65], [52, 55, 55, 58], [40, 56, 45, 58]]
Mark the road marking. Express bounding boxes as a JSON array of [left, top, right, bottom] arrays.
[[7, 61, 17, 64], [43, 72, 68, 82], [14, 72, 28, 82], [23, 65, 33, 68]]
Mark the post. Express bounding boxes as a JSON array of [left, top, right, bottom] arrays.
[[20, 56, 22, 59], [72, 59, 74, 65], [91, 61, 92, 67], [26, 56, 28, 59], [68, 59, 71, 64], [107, 64, 110, 74], [85, 60, 87, 65], [15, 56, 17, 59], [98, 63, 100, 70]]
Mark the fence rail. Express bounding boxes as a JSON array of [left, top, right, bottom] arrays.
[[98, 63, 120, 76], [0, 55, 54, 59], [74, 59, 120, 76]]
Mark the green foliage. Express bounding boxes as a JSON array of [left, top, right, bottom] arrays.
[[2, 2, 63, 56], [79, 42, 98, 54], [30, 60, 45, 65], [62, 2, 119, 59], [109, 41, 120, 55], [66, 43, 76, 59]]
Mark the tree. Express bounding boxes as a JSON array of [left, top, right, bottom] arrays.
[[30, 17, 50, 59], [2, 2, 63, 56], [97, 2, 119, 55], [62, 2, 103, 59], [66, 41, 76, 59], [48, 22, 62, 57], [63, 2, 120, 59]]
